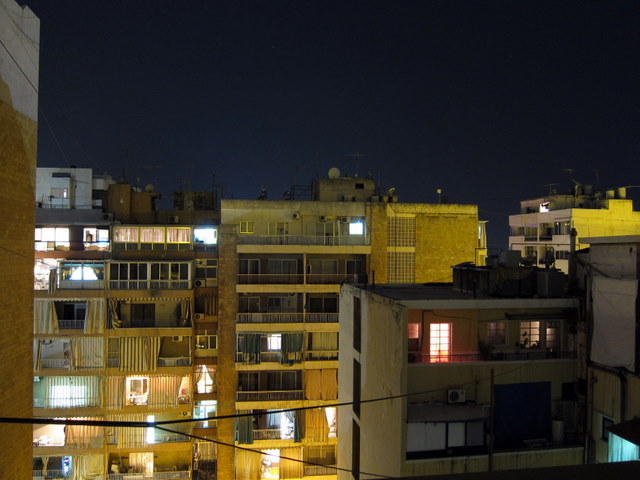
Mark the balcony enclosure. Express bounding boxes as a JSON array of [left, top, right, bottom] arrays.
[[237, 293, 338, 324], [237, 371, 303, 401], [109, 262, 191, 289], [112, 225, 218, 251], [109, 299, 193, 328]]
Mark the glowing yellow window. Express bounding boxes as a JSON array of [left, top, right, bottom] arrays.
[[429, 323, 450, 363]]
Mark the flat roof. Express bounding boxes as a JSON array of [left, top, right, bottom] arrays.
[[581, 235, 640, 245]]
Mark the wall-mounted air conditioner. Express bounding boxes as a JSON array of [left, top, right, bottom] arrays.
[[194, 279, 205, 288], [340, 216, 350, 223], [448, 389, 466, 404], [194, 313, 204, 321], [172, 336, 184, 342], [168, 215, 179, 224], [292, 212, 301, 219]]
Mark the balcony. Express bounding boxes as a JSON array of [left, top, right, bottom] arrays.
[[58, 318, 85, 330], [33, 469, 71, 479], [237, 234, 369, 246], [304, 465, 337, 476], [105, 472, 191, 479], [253, 428, 293, 440], [237, 274, 304, 284], [305, 350, 338, 361], [109, 280, 190, 290], [236, 390, 303, 401], [236, 313, 338, 324], [408, 350, 577, 364], [306, 273, 366, 284]]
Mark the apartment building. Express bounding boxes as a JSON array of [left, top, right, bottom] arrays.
[[0, 1, 40, 478], [221, 172, 486, 480], [32, 169, 222, 479], [576, 235, 640, 464], [338, 265, 583, 479], [508, 186, 640, 273]]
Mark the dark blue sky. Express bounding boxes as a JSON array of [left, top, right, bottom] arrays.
[[23, 0, 640, 247]]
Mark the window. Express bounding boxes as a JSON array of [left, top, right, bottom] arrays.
[[82, 228, 109, 246], [266, 334, 282, 351], [486, 322, 506, 345], [353, 297, 361, 352], [308, 295, 338, 313], [267, 296, 295, 313], [554, 221, 571, 235], [240, 259, 260, 275], [59, 262, 104, 282], [555, 250, 570, 260], [429, 323, 450, 362], [602, 416, 614, 442], [408, 323, 421, 352], [353, 359, 361, 418], [539, 202, 550, 212], [239, 296, 260, 313], [196, 331, 218, 350], [239, 221, 254, 234], [125, 376, 149, 405], [194, 227, 217, 245], [35, 227, 70, 251], [140, 227, 164, 243], [267, 259, 297, 274], [519, 321, 540, 348], [195, 259, 218, 279], [349, 220, 364, 235], [166, 227, 191, 243], [113, 226, 139, 243], [50, 187, 68, 199], [195, 365, 216, 394], [546, 322, 560, 350], [268, 222, 289, 235]]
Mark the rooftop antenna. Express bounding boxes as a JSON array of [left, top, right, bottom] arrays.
[[346, 151, 364, 176], [543, 183, 559, 195], [593, 168, 601, 187], [561, 168, 576, 181], [144, 164, 163, 188]]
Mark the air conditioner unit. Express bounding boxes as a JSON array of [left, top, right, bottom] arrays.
[[181, 411, 191, 417], [320, 216, 327, 222], [448, 389, 466, 404], [194, 313, 204, 321], [168, 215, 179, 224], [292, 212, 301, 219], [172, 336, 184, 342], [194, 279, 205, 288], [340, 216, 350, 223]]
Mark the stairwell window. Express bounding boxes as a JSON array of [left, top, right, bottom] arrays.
[[429, 323, 450, 363], [240, 221, 254, 234]]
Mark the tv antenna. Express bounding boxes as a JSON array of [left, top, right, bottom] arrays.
[[593, 168, 601, 187], [346, 151, 365, 176], [543, 183, 559, 195], [561, 168, 576, 181]]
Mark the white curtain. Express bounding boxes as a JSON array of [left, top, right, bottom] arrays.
[[148, 375, 183, 408], [72, 454, 104, 480], [84, 299, 106, 334], [34, 299, 59, 334], [70, 337, 104, 370], [130, 452, 154, 473], [592, 277, 638, 370], [105, 376, 125, 410], [109, 414, 147, 448], [119, 337, 161, 371], [44, 376, 102, 408], [65, 417, 104, 448]]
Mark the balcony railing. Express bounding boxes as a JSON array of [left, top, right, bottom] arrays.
[[58, 319, 85, 329], [33, 469, 70, 479], [157, 357, 191, 367], [236, 313, 338, 324], [109, 280, 190, 290], [237, 234, 369, 246], [305, 350, 338, 361], [106, 471, 191, 479], [253, 428, 293, 440], [39, 358, 69, 369], [236, 390, 303, 401], [304, 465, 337, 476], [408, 350, 577, 364], [237, 274, 304, 284], [306, 273, 365, 284]]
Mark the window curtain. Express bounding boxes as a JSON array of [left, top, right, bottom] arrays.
[[310, 332, 338, 352], [280, 447, 303, 479], [34, 299, 59, 334], [304, 369, 338, 400], [70, 337, 104, 370], [119, 337, 161, 371], [284, 410, 302, 442], [281, 333, 303, 365], [84, 299, 106, 333], [235, 449, 261, 480], [241, 334, 261, 365], [195, 365, 216, 394], [305, 408, 329, 442], [48, 268, 57, 293], [44, 376, 102, 408], [108, 299, 121, 328], [109, 414, 147, 448], [129, 452, 154, 473], [236, 413, 254, 444], [179, 299, 192, 327], [33, 338, 43, 371], [608, 433, 640, 462], [148, 375, 182, 408], [105, 376, 125, 410], [203, 294, 216, 316], [72, 454, 104, 480], [65, 417, 104, 448]]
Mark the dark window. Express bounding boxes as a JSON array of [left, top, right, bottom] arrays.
[[602, 416, 614, 442], [131, 303, 155, 327], [352, 420, 360, 480], [355, 183, 364, 189]]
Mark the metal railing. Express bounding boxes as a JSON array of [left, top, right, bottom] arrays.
[[157, 357, 191, 367], [40, 358, 69, 369], [253, 428, 293, 440], [33, 469, 70, 479], [236, 390, 303, 401], [306, 273, 366, 284], [106, 472, 191, 479], [304, 465, 337, 476], [305, 350, 338, 361], [237, 234, 369, 246], [109, 280, 190, 290], [58, 319, 85, 329], [236, 313, 338, 324], [237, 274, 303, 284], [408, 350, 578, 364]]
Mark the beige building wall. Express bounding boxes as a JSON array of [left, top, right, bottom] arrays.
[[0, 1, 39, 477]]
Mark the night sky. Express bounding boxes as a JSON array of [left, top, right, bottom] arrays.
[[22, 0, 640, 247]]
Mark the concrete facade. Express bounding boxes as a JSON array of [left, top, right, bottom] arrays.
[[0, 1, 39, 478]]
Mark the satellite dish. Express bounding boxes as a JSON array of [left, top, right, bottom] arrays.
[[144, 184, 155, 193], [328, 167, 341, 179]]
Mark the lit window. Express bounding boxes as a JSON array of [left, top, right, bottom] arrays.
[[146, 415, 155, 444], [519, 321, 540, 349], [59, 262, 104, 282], [239, 221, 254, 234], [50, 187, 68, 199], [268, 222, 289, 235], [349, 221, 364, 235], [194, 227, 217, 245], [140, 227, 164, 243], [408, 324, 421, 339], [429, 323, 450, 363], [266, 334, 282, 351], [113, 226, 139, 243], [83, 228, 109, 246], [166, 227, 191, 243], [125, 376, 149, 405], [50, 385, 86, 408], [196, 332, 217, 350], [325, 407, 337, 437], [195, 365, 216, 394]]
